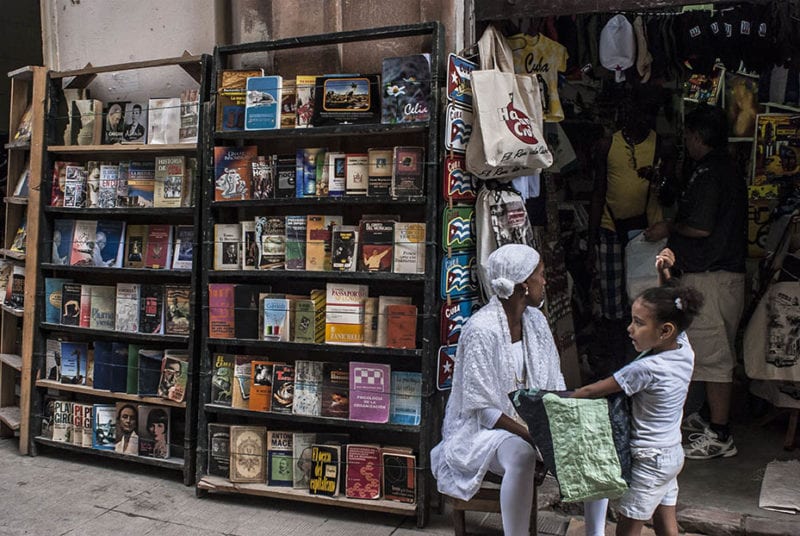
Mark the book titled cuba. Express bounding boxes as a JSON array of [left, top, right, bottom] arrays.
[[348, 361, 390, 423], [245, 76, 282, 130]]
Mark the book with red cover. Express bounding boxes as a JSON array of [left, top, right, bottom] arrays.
[[348, 361, 390, 423], [385, 304, 417, 349], [358, 220, 394, 272], [345, 444, 382, 499], [143, 224, 172, 269], [208, 283, 235, 338]]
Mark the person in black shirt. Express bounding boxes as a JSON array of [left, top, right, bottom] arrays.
[[644, 104, 746, 460]]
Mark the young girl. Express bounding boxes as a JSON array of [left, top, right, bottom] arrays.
[[572, 250, 703, 536]]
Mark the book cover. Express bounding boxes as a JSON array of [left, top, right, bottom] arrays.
[[137, 348, 163, 396], [280, 79, 297, 128], [164, 285, 191, 335], [52, 400, 72, 442], [137, 405, 170, 459], [214, 223, 242, 270], [60, 282, 82, 326], [104, 101, 127, 144], [391, 146, 424, 197], [346, 444, 382, 499], [241, 220, 257, 270], [256, 216, 286, 270], [85, 161, 102, 209], [50, 161, 78, 207], [51, 219, 74, 265], [363, 297, 378, 346], [267, 430, 294, 486], [171, 225, 194, 270], [81, 404, 94, 448], [345, 153, 368, 196], [232, 284, 261, 339], [252, 155, 275, 199], [311, 74, 381, 126], [69, 220, 97, 266], [69, 99, 103, 146], [217, 69, 264, 131], [138, 284, 164, 334], [143, 224, 172, 269], [386, 304, 418, 349], [63, 164, 87, 208], [122, 102, 148, 143], [92, 404, 116, 450], [321, 362, 349, 419], [232, 354, 257, 409], [382, 450, 416, 503], [274, 153, 296, 198], [349, 361, 391, 423], [208, 283, 235, 338], [44, 278, 71, 324], [214, 145, 257, 201], [376, 296, 413, 347], [326, 151, 346, 196], [325, 283, 368, 345], [271, 364, 295, 414], [114, 282, 140, 333], [330, 225, 358, 272], [367, 147, 393, 196], [293, 360, 323, 416], [229, 425, 267, 483], [159, 351, 189, 403], [381, 54, 432, 124], [95, 219, 126, 267], [179, 88, 200, 143], [116, 160, 130, 205], [44, 339, 61, 382], [359, 220, 394, 272], [79, 284, 92, 327], [249, 360, 275, 412], [309, 444, 341, 496], [207, 422, 231, 478], [305, 215, 342, 271], [154, 155, 185, 208], [97, 163, 118, 208], [183, 157, 197, 207], [295, 147, 325, 197], [88, 285, 116, 330], [115, 403, 140, 454], [292, 432, 316, 488], [245, 76, 282, 130], [124, 161, 155, 207], [210, 353, 235, 406], [262, 298, 291, 341], [40, 396, 56, 439], [390, 371, 422, 425], [295, 75, 316, 128], [147, 97, 181, 144], [72, 403, 84, 446], [284, 215, 307, 270], [60, 341, 88, 385], [12, 160, 30, 197], [393, 222, 426, 274], [110, 342, 129, 392], [126, 344, 140, 394], [292, 299, 319, 344], [124, 224, 147, 268]]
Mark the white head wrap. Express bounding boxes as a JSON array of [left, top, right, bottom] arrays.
[[486, 244, 541, 299]]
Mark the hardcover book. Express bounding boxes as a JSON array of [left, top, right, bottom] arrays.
[[367, 147, 393, 196], [138, 284, 164, 334], [321, 362, 349, 419], [125, 161, 155, 207], [381, 54, 432, 124], [208, 283, 235, 339], [267, 430, 294, 486], [256, 216, 286, 270], [51, 219, 74, 265], [69, 220, 96, 266], [165, 285, 191, 335], [390, 371, 422, 425], [95, 219, 126, 267], [292, 432, 316, 488], [234, 284, 262, 339], [293, 360, 323, 416], [214, 145, 257, 201], [154, 155, 185, 208], [295, 75, 316, 128], [326, 151, 346, 196], [207, 422, 231, 478], [324, 283, 368, 345], [214, 223, 242, 270], [217, 69, 264, 131], [345, 444, 382, 499], [393, 222, 426, 274], [147, 97, 181, 144], [386, 304, 418, 349], [104, 101, 127, 144], [241, 220, 257, 270], [210, 353, 235, 406], [391, 146, 424, 197], [311, 74, 381, 126], [137, 405, 170, 459], [309, 443, 341, 496], [124, 224, 147, 268], [158, 352, 188, 402], [349, 361, 391, 423], [359, 220, 394, 272], [229, 425, 267, 483], [137, 348, 163, 396], [248, 360, 275, 412], [330, 225, 358, 272], [92, 404, 116, 450], [382, 449, 416, 503], [97, 163, 119, 208], [143, 224, 172, 269], [284, 215, 307, 270], [114, 282, 140, 332], [122, 102, 148, 143], [171, 225, 194, 270], [252, 155, 275, 199], [88, 285, 116, 330], [245, 75, 282, 130], [345, 153, 369, 196], [271, 364, 295, 414], [60, 282, 82, 326]]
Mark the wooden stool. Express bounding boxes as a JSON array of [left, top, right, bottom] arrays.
[[450, 472, 539, 536]]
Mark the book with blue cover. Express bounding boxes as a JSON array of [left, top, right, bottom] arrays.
[[245, 76, 282, 130], [60, 341, 89, 385]]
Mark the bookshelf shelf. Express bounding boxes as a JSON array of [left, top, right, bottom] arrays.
[[207, 269, 425, 283], [214, 122, 428, 141], [44, 206, 195, 217], [47, 143, 198, 154], [206, 338, 422, 357], [34, 436, 184, 470], [35, 380, 187, 408], [210, 196, 427, 208], [40, 322, 190, 344], [41, 263, 192, 280]]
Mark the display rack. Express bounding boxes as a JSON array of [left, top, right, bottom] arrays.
[[1, 66, 46, 454], [194, 23, 443, 527], [28, 54, 210, 485]]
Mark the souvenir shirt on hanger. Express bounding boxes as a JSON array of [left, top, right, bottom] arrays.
[[507, 32, 569, 122]]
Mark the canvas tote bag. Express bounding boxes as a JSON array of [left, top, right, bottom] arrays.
[[466, 25, 553, 180]]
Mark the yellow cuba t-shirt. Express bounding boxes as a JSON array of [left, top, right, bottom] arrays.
[[508, 33, 568, 123]]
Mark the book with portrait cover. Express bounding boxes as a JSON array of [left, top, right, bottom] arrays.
[[382, 448, 416, 503], [138, 284, 164, 335], [208, 283, 235, 339], [122, 102, 147, 144], [210, 353, 235, 406], [217, 69, 264, 131], [305, 215, 342, 271], [381, 54, 432, 124], [311, 74, 381, 126], [267, 430, 294, 486], [349, 362, 390, 423], [69, 220, 96, 266], [92, 404, 116, 450], [124, 224, 147, 268], [143, 224, 172, 270], [95, 219, 126, 268], [158, 351, 188, 402], [164, 285, 191, 336], [346, 444, 382, 499], [309, 443, 341, 496], [229, 425, 267, 483], [321, 362, 349, 419], [391, 146, 424, 197], [171, 225, 194, 270], [214, 223, 242, 270], [249, 360, 275, 412], [359, 220, 394, 272], [137, 405, 170, 459], [114, 282, 140, 333], [68, 99, 103, 146], [214, 145, 257, 201], [271, 364, 295, 415], [154, 155, 185, 208], [208, 422, 231, 477], [104, 101, 127, 144], [245, 76, 282, 131]]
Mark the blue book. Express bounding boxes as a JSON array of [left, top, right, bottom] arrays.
[[95, 220, 126, 267], [110, 342, 129, 392], [51, 219, 75, 265], [59, 341, 89, 385], [44, 277, 72, 323], [92, 404, 117, 450], [92, 341, 113, 391], [389, 371, 422, 425], [126, 161, 155, 207], [245, 76, 282, 130], [295, 148, 325, 198]]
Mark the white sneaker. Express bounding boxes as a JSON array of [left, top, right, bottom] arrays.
[[684, 428, 738, 460], [681, 412, 709, 434]]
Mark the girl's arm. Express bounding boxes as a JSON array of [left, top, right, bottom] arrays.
[[494, 413, 535, 445], [655, 247, 675, 286], [571, 376, 623, 399]]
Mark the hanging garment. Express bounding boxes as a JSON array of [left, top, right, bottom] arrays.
[[633, 16, 653, 82], [599, 14, 635, 83]]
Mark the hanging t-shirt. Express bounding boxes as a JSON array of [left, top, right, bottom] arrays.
[[508, 33, 568, 123]]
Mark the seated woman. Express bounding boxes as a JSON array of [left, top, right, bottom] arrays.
[[431, 244, 607, 536]]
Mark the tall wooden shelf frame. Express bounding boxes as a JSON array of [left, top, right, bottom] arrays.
[[1, 66, 46, 454], [194, 23, 443, 527], [27, 54, 211, 486]]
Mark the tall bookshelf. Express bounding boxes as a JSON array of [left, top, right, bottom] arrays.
[[1, 66, 46, 454], [194, 23, 443, 526], [28, 54, 210, 485]]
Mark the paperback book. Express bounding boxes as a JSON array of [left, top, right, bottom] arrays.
[[245, 75, 282, 130]]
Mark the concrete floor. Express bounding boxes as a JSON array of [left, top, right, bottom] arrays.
[[0, 417, 798, 536]]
